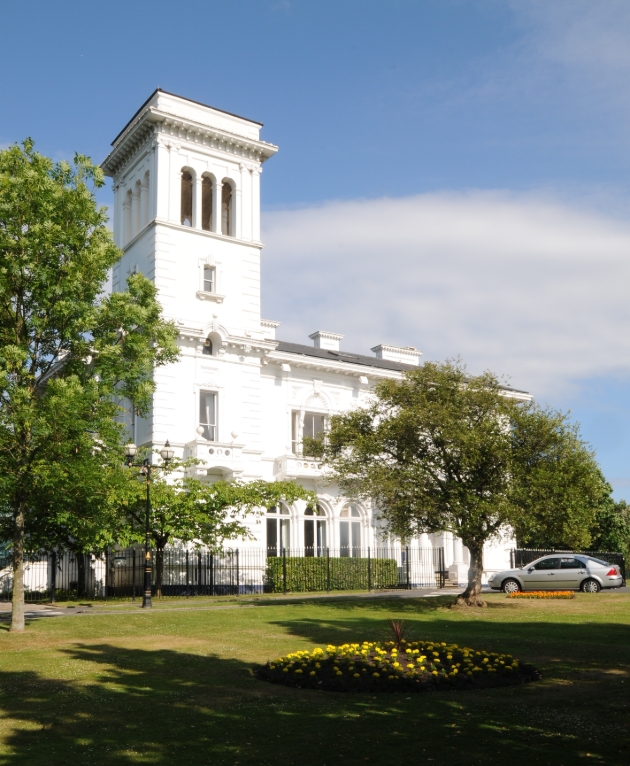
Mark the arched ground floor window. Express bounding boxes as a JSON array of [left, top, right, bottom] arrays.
[[304, 504, 327, 557], [266, 505, 290, 557], [340, 504, 361, 557]]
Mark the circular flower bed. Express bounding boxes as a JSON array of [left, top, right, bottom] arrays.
[[508, 590, 575, 599], [256, 640, 540, 693]]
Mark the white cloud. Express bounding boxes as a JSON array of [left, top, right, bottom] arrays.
[[261, 192, 630, 399]]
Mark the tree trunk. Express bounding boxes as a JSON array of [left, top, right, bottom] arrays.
[[155, 547, 164, 598], [455, 540, 486, 607], [10, 503, 25, 633]]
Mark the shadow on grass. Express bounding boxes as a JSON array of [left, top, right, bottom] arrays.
[[0, 621, 629, 765]]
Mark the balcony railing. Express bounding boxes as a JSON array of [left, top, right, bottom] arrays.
[[274, 454, 324, 480], [184, 439, 244, 476]]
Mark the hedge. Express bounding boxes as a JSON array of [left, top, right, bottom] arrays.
[[264, 555, 398, 593]]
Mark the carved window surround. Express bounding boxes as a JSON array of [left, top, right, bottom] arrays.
[[196, 290, 225, 304]]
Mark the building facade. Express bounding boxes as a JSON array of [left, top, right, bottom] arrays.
[[102, 90, 520, 586]]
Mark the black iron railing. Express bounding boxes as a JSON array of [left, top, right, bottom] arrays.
[[0, 545, 446, 601]]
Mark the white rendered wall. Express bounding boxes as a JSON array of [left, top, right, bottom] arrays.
[[106, 91, 515, 574]]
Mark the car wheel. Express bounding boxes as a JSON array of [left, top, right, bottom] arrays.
[[502, 578, 521, 594], [581, 578, 601, 593]]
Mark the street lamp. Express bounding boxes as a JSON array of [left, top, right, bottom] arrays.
[[124, 439, 173, 608]]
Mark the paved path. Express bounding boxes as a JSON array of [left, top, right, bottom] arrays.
[[1, 585, 627, 621]]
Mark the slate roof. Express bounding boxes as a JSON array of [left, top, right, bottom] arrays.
[[274, 340, 530, 395], [274, 340, 418, 372]]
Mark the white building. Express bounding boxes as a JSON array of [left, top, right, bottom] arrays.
[[102, 90, 521, 587]]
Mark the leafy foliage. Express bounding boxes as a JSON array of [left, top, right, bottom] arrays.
[[264, 555, 398, 593], [321, 360, 610, 605], [0, 140, 179, 629], [123, 463, 314, 595]]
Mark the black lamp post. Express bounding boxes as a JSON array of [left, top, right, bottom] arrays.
[[124, 439, 175, 608]]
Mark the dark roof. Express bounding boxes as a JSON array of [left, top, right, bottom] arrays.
[[274, 340, 418, 373], [274, 340, 530, 395], [111, 88, 263, 146]]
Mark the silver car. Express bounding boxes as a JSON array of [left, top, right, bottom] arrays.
[[488, 555, 624, 593]]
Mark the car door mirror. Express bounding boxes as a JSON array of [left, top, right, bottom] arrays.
[[527, 567, 534, 573]]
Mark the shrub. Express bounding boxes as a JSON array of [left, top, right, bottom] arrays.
[[256, 640, 541, 692], [508, 590, 575, 599], [264, 556, 398, 593]]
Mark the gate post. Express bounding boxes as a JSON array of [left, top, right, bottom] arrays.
[[104, 548, 109, 602], [50, 551, 57, 605], [326, 548, 331, 593], [406, 546, 411, 590], [132, 549, 136, 601], [282, 548, 287, 595], [367, 547, 372, 591], [236, 549, 240, 596], [186, 549, 190, 598]]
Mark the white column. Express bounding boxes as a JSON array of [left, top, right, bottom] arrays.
[[239, 164, 252, 241], [449, 536, 470, 587], [443, 531, 454, 568], [154, 139, 170, 221], [123, 191, 131, 246], [212, 177, 221, 234], [252, 167, 261, 242], [234, 170, 242, 240], [132, 183, 141, 238], [193, 174, 202, 229]]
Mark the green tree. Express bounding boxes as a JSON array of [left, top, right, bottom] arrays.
[[590, 499, 630, 555], [319, 360, 610, 606], [124, 463, 313, 596], [0, 140, 178, 631]]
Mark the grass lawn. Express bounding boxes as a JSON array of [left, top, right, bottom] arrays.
[[0, 592, 629, 765]]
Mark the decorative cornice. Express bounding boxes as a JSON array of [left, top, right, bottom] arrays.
[[102, 106, 278, 179], [174, 323, 278, 356], [266, 350, 403, 381], [120, 218, 264, 253]]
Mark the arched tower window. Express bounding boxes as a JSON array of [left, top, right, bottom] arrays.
[[202, 337, 213, 356], [304, 504, 327, 557], [221, 181, 233, 236], [340, 504, 361, 558], [181, 170, 193, 226], [201, 176, 213, 231], [266, 505, 291, 557]]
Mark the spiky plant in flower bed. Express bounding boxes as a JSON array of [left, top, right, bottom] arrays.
[[256, 640, 541, 693]]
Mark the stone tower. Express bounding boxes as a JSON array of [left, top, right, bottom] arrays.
[[102, 89, 278, 472]]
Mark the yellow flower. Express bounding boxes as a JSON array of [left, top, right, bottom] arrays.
[[283, 668, 289, 673], [431, 671, 438, 676], [295, 669, 303, 674], [373, 672, 380, 678], [353, 673, 360, 678]]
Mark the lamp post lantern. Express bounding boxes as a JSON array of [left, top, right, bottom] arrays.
[[124, 440, 173, 608]]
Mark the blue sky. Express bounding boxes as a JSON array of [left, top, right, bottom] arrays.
[[2, 0, 630, 495]]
